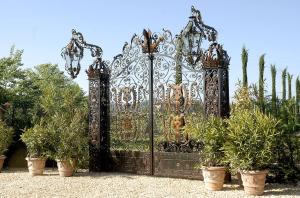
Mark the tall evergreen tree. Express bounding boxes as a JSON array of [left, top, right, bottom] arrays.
[[282, 68, 287, 101], [287, 73, 293, 100], [241, 46, 248, 88], [175, 37, 183, 85], [271, 65, 277, 116], [258, 54, 265, 112], [296, 77, 300, 119]]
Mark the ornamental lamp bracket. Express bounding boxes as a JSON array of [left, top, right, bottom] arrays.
[[180, 6, 218, 67], [61, 29, 104, 79]]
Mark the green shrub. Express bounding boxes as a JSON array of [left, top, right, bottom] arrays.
[[200, 116, 226, 167], [20, 119, 51, 158], [0, 120, 14, 155], [48, 109, 88, 168], [224, 107, 279, 171]]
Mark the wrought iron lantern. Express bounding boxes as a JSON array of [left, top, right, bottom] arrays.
[[180, 6, 218, 67], [61, 29, 103, 79]]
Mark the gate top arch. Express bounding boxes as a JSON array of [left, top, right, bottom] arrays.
[[108, 5, 230, 85]]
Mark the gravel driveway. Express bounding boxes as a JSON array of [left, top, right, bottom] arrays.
[[0, 169, 299, 198]]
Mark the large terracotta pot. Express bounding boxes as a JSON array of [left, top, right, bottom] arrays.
[[0, 155, 6, 172], [26, 157, 46, 176], [240, 170, 268, 196], [202, 166, 226, 191], [56, 159, 74, 177]]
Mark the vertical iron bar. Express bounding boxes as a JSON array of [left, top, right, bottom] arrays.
[[218, 68, 221, 117], [149, 54, 154, 175]]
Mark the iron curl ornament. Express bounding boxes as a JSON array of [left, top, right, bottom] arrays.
[[61, 29, 104, 79]]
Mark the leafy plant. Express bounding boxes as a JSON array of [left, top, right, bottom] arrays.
[[199, 116, 226, 167], [48, 110, 88, 167], [269, 99, 300, 183], [184, 113, 206, 141], [224, 88, 280, 171], [20, 119, 50, 158], [0, 120, 14, 155]]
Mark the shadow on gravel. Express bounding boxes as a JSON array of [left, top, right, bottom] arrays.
[[263, 187, 300, 196], [72, 171, 137, 180]]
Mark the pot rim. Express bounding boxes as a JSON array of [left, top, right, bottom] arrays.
[[25, 157, 46, 161], [0, 155, 6, 159], [55, 158, 75, 162], [202, 166, 226, 171], [239, 169, 268, 174]]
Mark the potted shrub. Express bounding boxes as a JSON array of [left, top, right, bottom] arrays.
[[0, 120, 14, 172], [223, 88, 280, 195], [21, 120, 50, 176], [49, 110, 88, 177], [200, 116, 227, 191]]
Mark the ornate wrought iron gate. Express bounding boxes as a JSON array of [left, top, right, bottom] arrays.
[[62, 6, 230, 178], [105, 6, 230, 178]]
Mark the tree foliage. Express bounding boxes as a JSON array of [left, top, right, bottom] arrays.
[[241, 46, 248, 88], [288, 73, 293, 100], [282, 68, 287, 101], [258, 54, 265, 112], [271, 65, 277, 116]]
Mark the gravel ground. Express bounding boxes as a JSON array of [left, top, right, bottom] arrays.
[[0, 169, 299, 198]]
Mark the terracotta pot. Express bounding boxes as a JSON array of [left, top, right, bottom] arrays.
[[237, 171, 243, 186], [26, 157, 46, 176], [0, 155, 6, 172], [202, 166, 226, 191], [56, 159, 74, 177], [240, 170, 268, 196]]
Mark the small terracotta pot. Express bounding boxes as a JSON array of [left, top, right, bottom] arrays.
[[202, 166, 226, 191], [240, 170, 268, 196], [26, 157, 46, 176], [56, 159, 74, 177], [0, 155, 6, 172]]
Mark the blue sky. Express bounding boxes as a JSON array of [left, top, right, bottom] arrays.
[[0, 0, 299, 97]]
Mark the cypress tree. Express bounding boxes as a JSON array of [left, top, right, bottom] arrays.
[[287, 73, 293, 100], [282, 68, 287, 101], [296, 77, 300, 120], [271, 65, 277, 116], [241, 46, 248, 88], [258, 54, 265, 112], [175, 37, 183, 85]]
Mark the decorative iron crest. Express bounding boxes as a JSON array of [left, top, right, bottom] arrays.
[[141, 29, 164, 54], [202, 43, 230, 69]]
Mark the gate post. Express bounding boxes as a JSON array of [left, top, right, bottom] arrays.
[[61, 29, 111, 172], [203, 43, 230, 118], [87, 61, 110, 172]]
